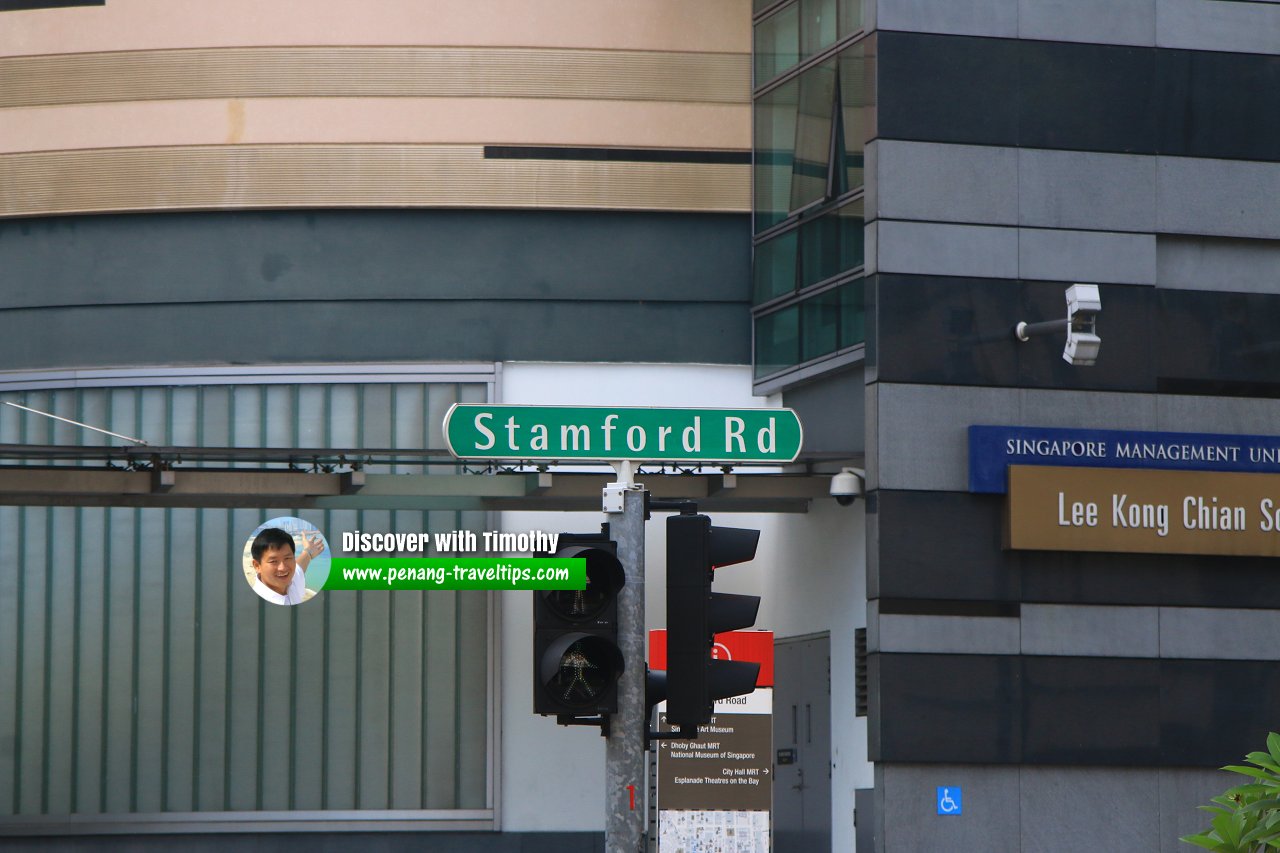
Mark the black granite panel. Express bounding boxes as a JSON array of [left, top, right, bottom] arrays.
[[1156, 289, 1280, 394], [870, 653, 1022, 763], [872, 276, 1280, 395], [1019, 549, 1280, 610], [871, 274, 1020, 388], [875, 32, 1021, 147], [875, 32, 1280, 162], [1018, 41, 1158, 155], [864, 273, 879, 375], [872, 275, 1154, 392], [873, 490, 1021, 602], [1162, 659, 1280, 766], [1022, 656, 1162, 764], [1158, 50, 1280, 162], [875, 654, 1280, 767]]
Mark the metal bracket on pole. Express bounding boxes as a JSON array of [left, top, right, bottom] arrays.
[[604, 460, 643, 514], [647, 497, 698, 521], [558, 714, 611, 737]]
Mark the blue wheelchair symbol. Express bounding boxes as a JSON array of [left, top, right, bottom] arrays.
[[936, 786, 962, 815]]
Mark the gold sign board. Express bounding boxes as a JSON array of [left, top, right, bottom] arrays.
[[1006, 465, 1280, 557]]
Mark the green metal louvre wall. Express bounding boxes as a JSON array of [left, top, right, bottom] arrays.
[[0, 380, 490, 823]]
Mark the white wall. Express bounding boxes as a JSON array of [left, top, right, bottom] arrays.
[[760, 498, 871, 852], [494, 362, 869, 842], [499, 361, 779, 410], [497, 507, 610, 832]]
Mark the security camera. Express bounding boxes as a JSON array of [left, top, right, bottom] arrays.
[[830, 467, 865, 506], [1063, 283, 1101, 366], [1014, 283, 1102, 366]]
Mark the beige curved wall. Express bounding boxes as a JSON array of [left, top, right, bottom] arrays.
[[0, 0, 751, 217], [1, 0, 750, 56]]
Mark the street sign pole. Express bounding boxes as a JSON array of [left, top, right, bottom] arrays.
[[442, 404, 803, 851], [605, 466, 646, 853]]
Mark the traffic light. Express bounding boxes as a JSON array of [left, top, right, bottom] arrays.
[[533, 532, 626, 717], [665, 512, 761, 734]]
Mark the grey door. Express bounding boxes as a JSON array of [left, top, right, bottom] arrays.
[[772, 634, 831, 853]]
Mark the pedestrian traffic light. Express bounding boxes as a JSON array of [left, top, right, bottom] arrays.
[[665, 512, 761, 734], [533, 532, 626, 717]]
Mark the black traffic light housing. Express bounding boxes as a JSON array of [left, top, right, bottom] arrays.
[[533, 531, 626, 717], [664, 511, 761, 735]]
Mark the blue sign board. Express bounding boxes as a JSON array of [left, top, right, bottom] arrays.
[[969, 425, 1280, 494], [937, 787, 962, 815]]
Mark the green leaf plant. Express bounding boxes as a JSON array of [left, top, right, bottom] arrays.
[[1182, 733, 1280, 852]]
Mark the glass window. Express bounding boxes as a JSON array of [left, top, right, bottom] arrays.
[[754, 78, 800, 233], [754, 229, 799, 304], [839, 41, 870, 192], [789, 60, 837, 212], [799, 197, 864, 289], [801, 0, 839, 57], [802, 289, 841, 361], [838, 0, 863, 39], [840, 279, 865, 347], [753, 279, 867, 380], [755, 0, 856, 87], [754, 3, 801, 86], [754, 306, 801, 378], [756, 46, 868, 232]]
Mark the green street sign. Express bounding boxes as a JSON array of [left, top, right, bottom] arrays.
[[444, 405, 803, 463]]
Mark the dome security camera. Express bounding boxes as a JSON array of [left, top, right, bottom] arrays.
[[830, 467, 865, 506]]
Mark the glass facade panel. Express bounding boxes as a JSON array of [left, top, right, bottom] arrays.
[[837, 0, 862, 39], [801, 0, 839, 57], [755, 0, 858, 86], [839, 41, 870, 193], [754, 229, 799, 304], [754, 280, 866, 380], [754, 78, 800, 233], [754, 3, 800, 86], [840, 278, 865, 346], [802, 289, 842, 361], [755, 306, 801, 379], [799, 198, 864, 289], [753, 0, 871, 382], [789, 60, 837, 212], [754, 46, 868, 232], [0, 380, 490, 821]]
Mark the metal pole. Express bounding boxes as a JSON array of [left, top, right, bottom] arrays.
[[1014, 318, 1070, 341], [605, 478, 647, 853]]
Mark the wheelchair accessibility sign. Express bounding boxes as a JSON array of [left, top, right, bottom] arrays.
[[936, 787, 962, 815]]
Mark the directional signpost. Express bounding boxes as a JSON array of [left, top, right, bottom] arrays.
[[445, 404, 800, 853], [650, 630, 774, 853]]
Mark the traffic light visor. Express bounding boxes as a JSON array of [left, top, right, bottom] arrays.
[[540, 544, 624, 623]]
